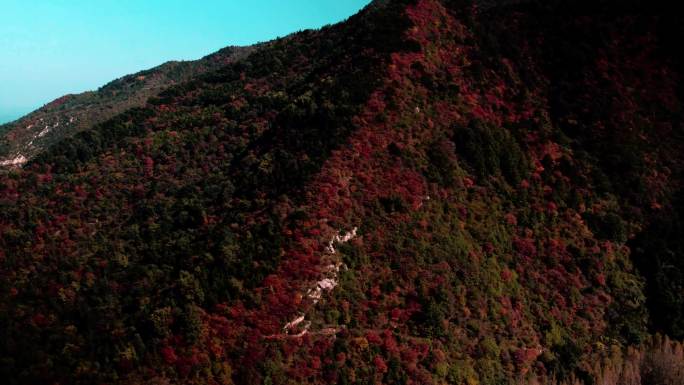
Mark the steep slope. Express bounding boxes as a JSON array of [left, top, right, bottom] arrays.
[[0, 1, 415, 383], [0, 46, 253, 167], [1, 1, 683, 385]]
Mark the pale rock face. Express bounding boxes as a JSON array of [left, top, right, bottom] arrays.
[[317, 278, 337, 291], [38, 125, 50, 138], [278, 227, 359, 338], [283, 314, 311, 337], [283, 315, 306, 331], [310, 228, 357, 302], [325, 227, 358, 254], [338, 227, 358, 243], [37, 122, 59, 139], [307, 288, 323, 301], [307, 276, 340, 303], [0, 154, 28, 167]]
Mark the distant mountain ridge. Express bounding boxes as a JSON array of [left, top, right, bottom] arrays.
[[0, 45, 254, 166]]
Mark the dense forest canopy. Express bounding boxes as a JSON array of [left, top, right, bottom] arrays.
[[1, 0, 683, 384]]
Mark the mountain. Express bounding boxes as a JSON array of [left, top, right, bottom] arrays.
[[1, 0, 683, 384], [0, 45, 254, 167]]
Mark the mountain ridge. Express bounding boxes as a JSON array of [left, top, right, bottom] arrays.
[[2, 0, 669, 168], [0, 45, 255, 167]]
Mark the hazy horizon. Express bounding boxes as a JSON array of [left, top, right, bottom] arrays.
[[0, 0, 371, 125]]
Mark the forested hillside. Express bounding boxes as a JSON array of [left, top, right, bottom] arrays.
[[0, 45, 253, 167], [1, 0, 683, 384]]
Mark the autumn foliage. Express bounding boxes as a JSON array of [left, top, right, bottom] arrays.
[[1, 0, 684, 384]]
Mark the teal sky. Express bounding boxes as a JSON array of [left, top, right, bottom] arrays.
[[0, 0, 371, 124]]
